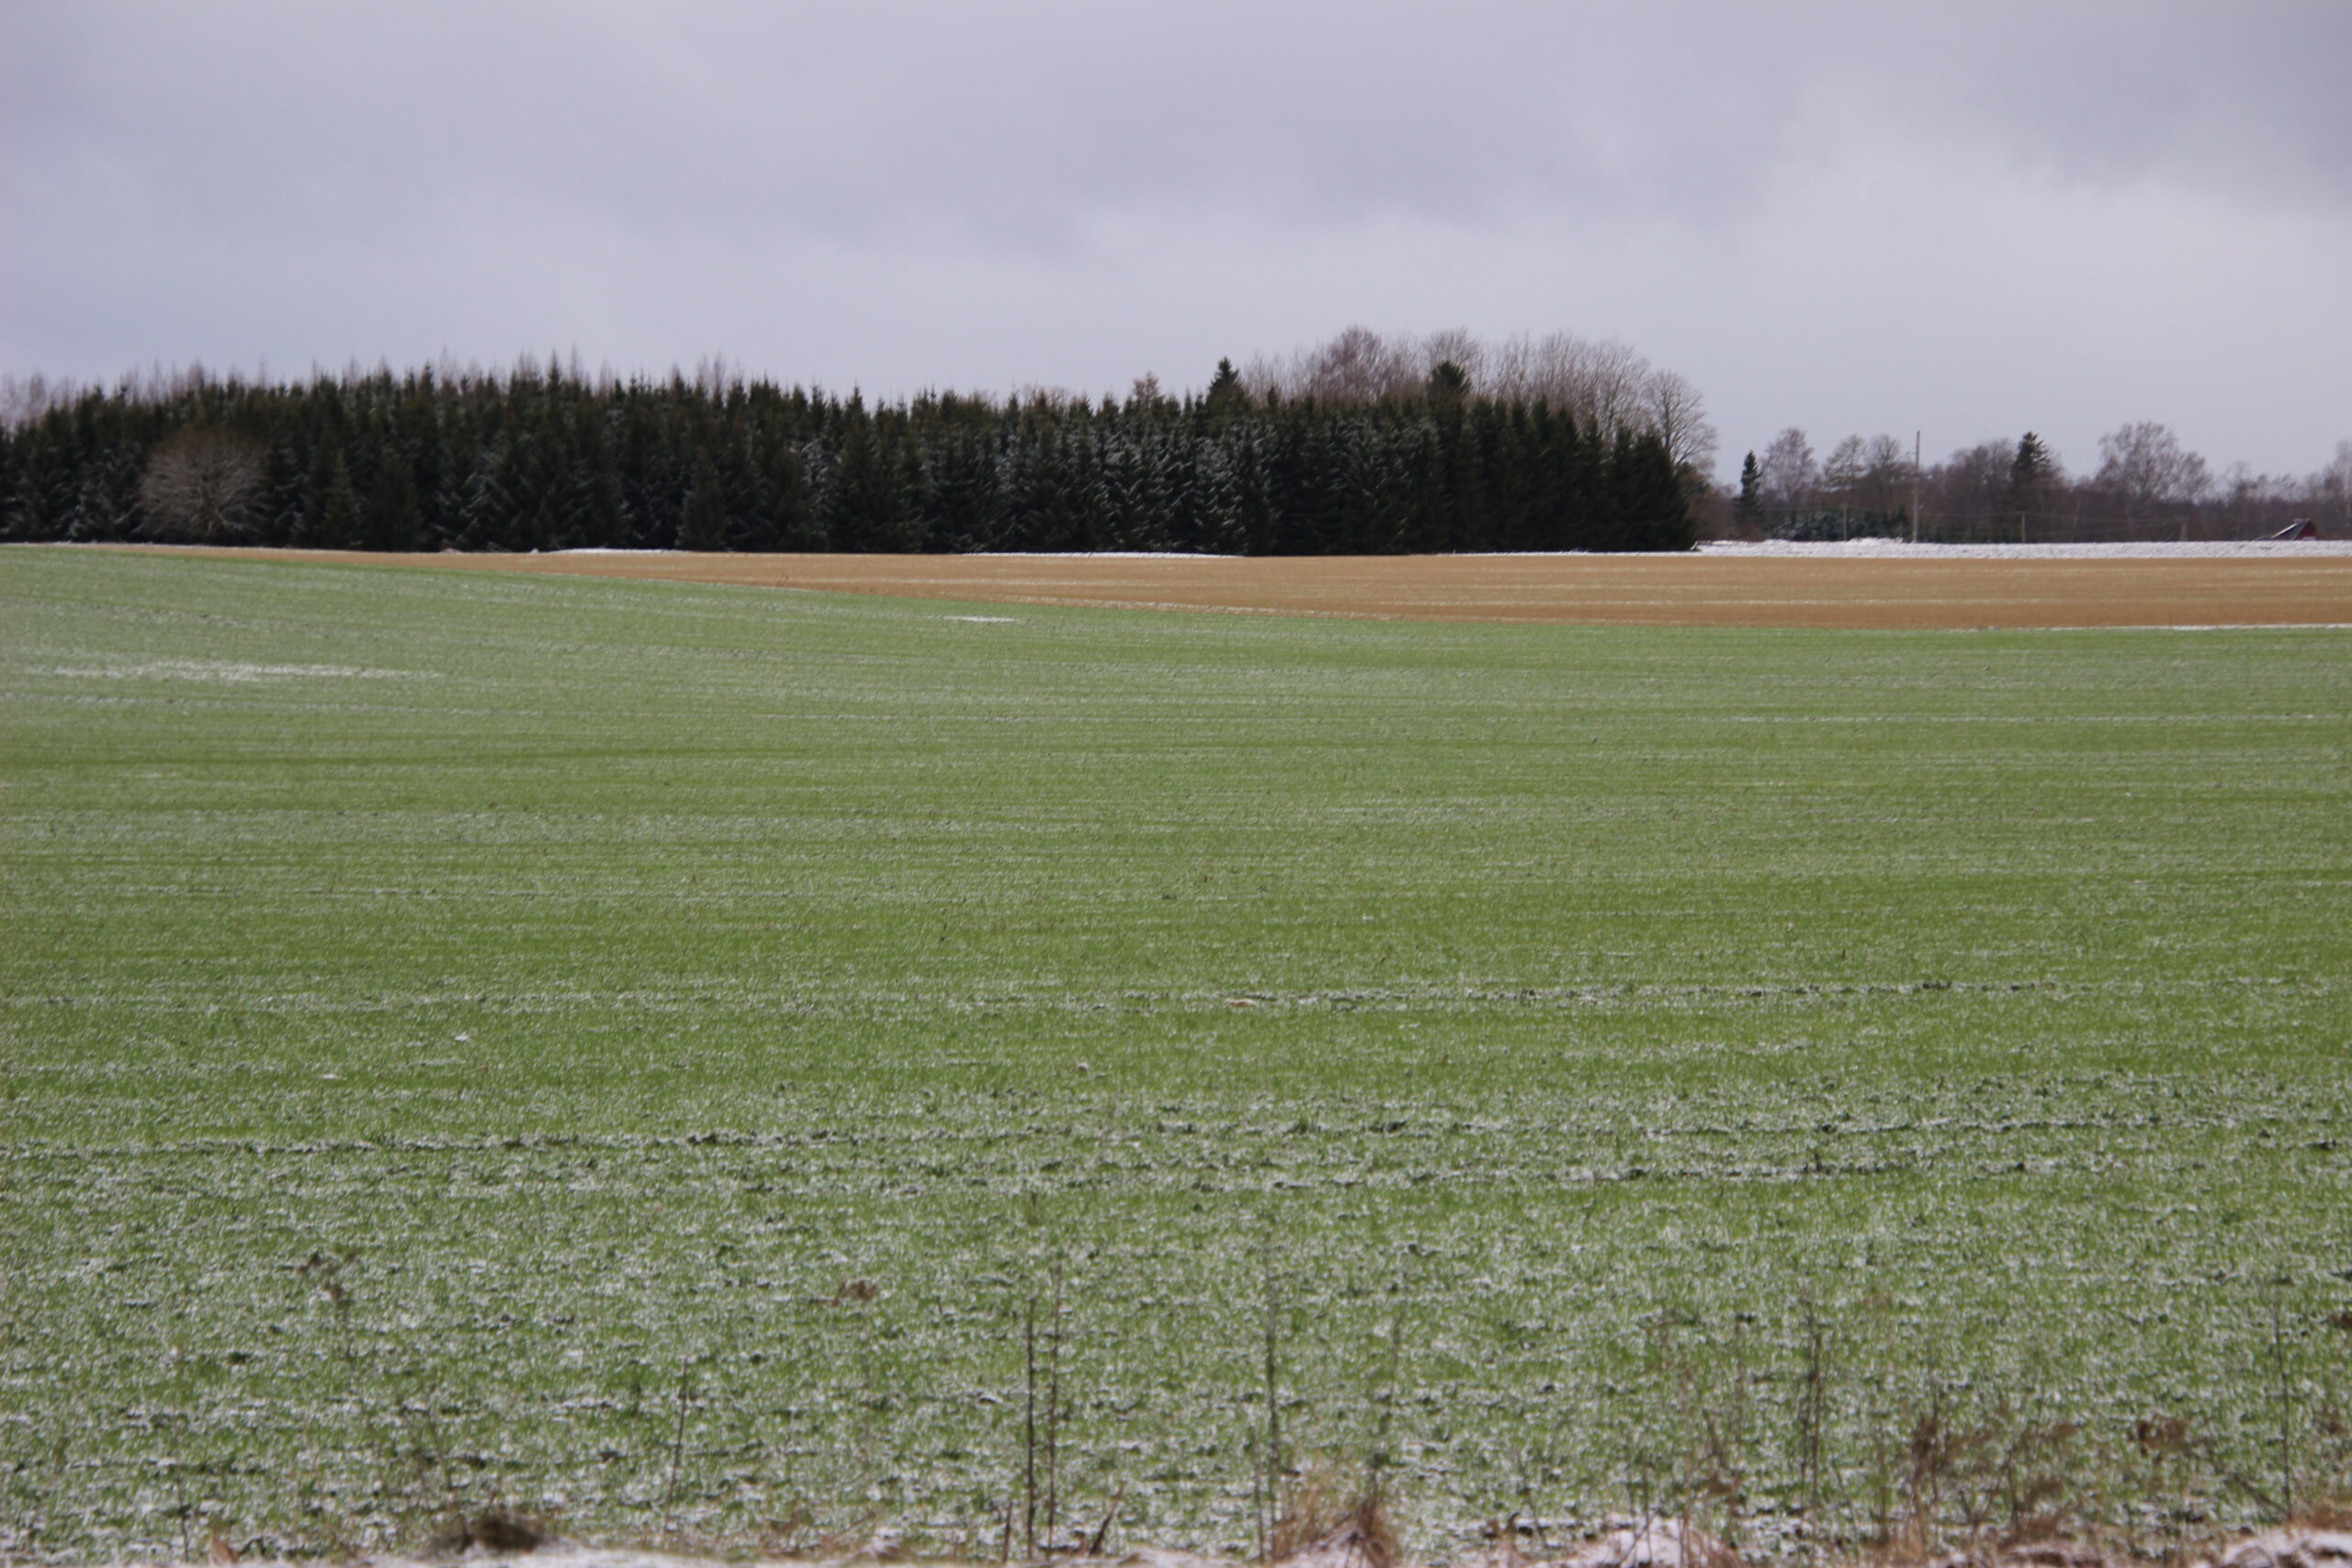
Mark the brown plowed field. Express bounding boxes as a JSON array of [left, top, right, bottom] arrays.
[[103, 546, 2352, 629]]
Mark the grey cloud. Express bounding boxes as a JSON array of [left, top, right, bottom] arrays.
[[13, 3, 2342, 243], [4, 1, 2347, 476]]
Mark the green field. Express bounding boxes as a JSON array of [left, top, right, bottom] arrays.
[[4, 547, 2349, 1562]]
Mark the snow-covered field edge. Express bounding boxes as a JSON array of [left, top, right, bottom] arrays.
[[1693, 539, 2352, 559]]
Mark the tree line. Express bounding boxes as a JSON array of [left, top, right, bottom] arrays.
[[1730, 423, 2352, 543], [0, 342, 1696, 556]]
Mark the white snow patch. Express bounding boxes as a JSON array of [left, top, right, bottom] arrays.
[[1696, 539, 2352, 559], [1543, 1518, 1738, 1568], [2206, 1530, 2352, 1568], [42, 659, 426, 682]]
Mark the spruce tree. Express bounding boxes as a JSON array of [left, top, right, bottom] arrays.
[[1229, 431, 1275, 556], [886, 435, 932, 550], [2009, 432, 2055, 543], [0, 347, 1719, 557], [1070, 425, 1113, 551], [361, 454, 424, 551], [1426, 359, 1469, 407], [571, 449, 628, 548], [677, 448, 730, 551], [0, 426, 18, 542], [770, 441, 824, 550], [306, 448, 360, 548], [826, 400, 885, 550], [458, 440, 514, 549], [2011, 431, 2053, 491], [259, 436, 308, 546], [1204, 356, 1247, 413], [1540, 407, 1598, 551], [1491, 405, 1537, 550], [6, 427, 65, 542], [520, 494, 558, 553], [1735, 451, 1764, 534], [926, 432, 995, 551], [1607, 431, 1692, 551]]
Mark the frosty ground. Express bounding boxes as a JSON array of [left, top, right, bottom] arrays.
[[3, 547, 2348, 1562]]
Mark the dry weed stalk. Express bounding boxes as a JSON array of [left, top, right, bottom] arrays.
[[1261, 1249, 1286, 1564], [1024, 1294, 1040, 1560], [661, 1359, 695, 1529], [1270, 1464, 1396, 1568]]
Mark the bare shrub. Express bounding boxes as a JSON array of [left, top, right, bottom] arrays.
[[138, 426, 266, 542]]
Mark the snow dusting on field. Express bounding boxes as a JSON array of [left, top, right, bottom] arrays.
[[42, 657, 427, 682], [1698, 538, 2352, 558]]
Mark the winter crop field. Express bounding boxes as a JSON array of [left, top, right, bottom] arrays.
[[4, 547, 2349, 1562]]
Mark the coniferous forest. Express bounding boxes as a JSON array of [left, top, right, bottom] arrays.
[[0, 353, 1695, 556]]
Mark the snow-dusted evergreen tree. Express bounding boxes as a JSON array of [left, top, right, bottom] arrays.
[[70, 444, 142, 541], [307, 448, 360, 549], [455, 437, 513, 549], [1102, 425, 1169, 550], [885, 434, 933, 551], [359, 449, 423, 551], [0, 350, 1728, 555], [926, 428, 997, 551], [1191, 438, 1246, 554], [676, 447, 730, 551]]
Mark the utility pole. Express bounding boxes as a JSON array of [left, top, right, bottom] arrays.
[[1911, 431, 1922, 544]]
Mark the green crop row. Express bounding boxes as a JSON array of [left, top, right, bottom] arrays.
[[3, 548, 2347, 1561]]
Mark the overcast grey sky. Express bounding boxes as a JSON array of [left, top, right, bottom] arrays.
[[4, 1, 2346, 480]]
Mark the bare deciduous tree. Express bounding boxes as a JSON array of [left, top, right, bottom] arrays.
[[2096, 421, 2210, 520], [2216, 463, 2297, 528], [1860, 434, 1914, 517], [1822, 434, 1869, 503], [1239, 326, 1715, 468], [1127, 372, 1171, 412], [1288, 324, 1419, 403], [1551, 335, 1649, 434], [1941, 438, 2016, 531], [1644, 368, 1719, 476], [2308, 439, 2352, 531], [1758, 427, 1817, 510], [1803, 433, 1919, 525], [137, 426, 266, 542], [0, 371, 81, 430], [1419, 327, 1487, 392]]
